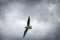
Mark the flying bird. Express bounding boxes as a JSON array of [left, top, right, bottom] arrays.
[[23, 16, 32, 38]]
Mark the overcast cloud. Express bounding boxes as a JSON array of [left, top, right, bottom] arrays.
[[0, 0, 60, 40]]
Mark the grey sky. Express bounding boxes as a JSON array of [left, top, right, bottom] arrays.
[[0, 0, 60, 40]]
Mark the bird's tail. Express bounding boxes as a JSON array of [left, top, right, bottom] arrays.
[[23, 36, 24, 38], [23, 32, 26, 38]]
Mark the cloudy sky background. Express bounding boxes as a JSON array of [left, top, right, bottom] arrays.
[[0, 0, 60, 40]]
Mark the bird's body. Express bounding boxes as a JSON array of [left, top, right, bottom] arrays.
[[23, 16, 32, 38]]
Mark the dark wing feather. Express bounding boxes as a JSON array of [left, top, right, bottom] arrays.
[[23, 28, 28, 38], [27, 16, 30, 26]]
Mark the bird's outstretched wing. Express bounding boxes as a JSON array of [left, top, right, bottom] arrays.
[[23, 28, 28, 38], [27, 16, 30, 26]]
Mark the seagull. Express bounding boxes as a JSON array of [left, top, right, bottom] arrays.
[[23, 16, 32, 38]]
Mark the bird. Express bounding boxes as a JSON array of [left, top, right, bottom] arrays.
[[23, 16, 32, 38]]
